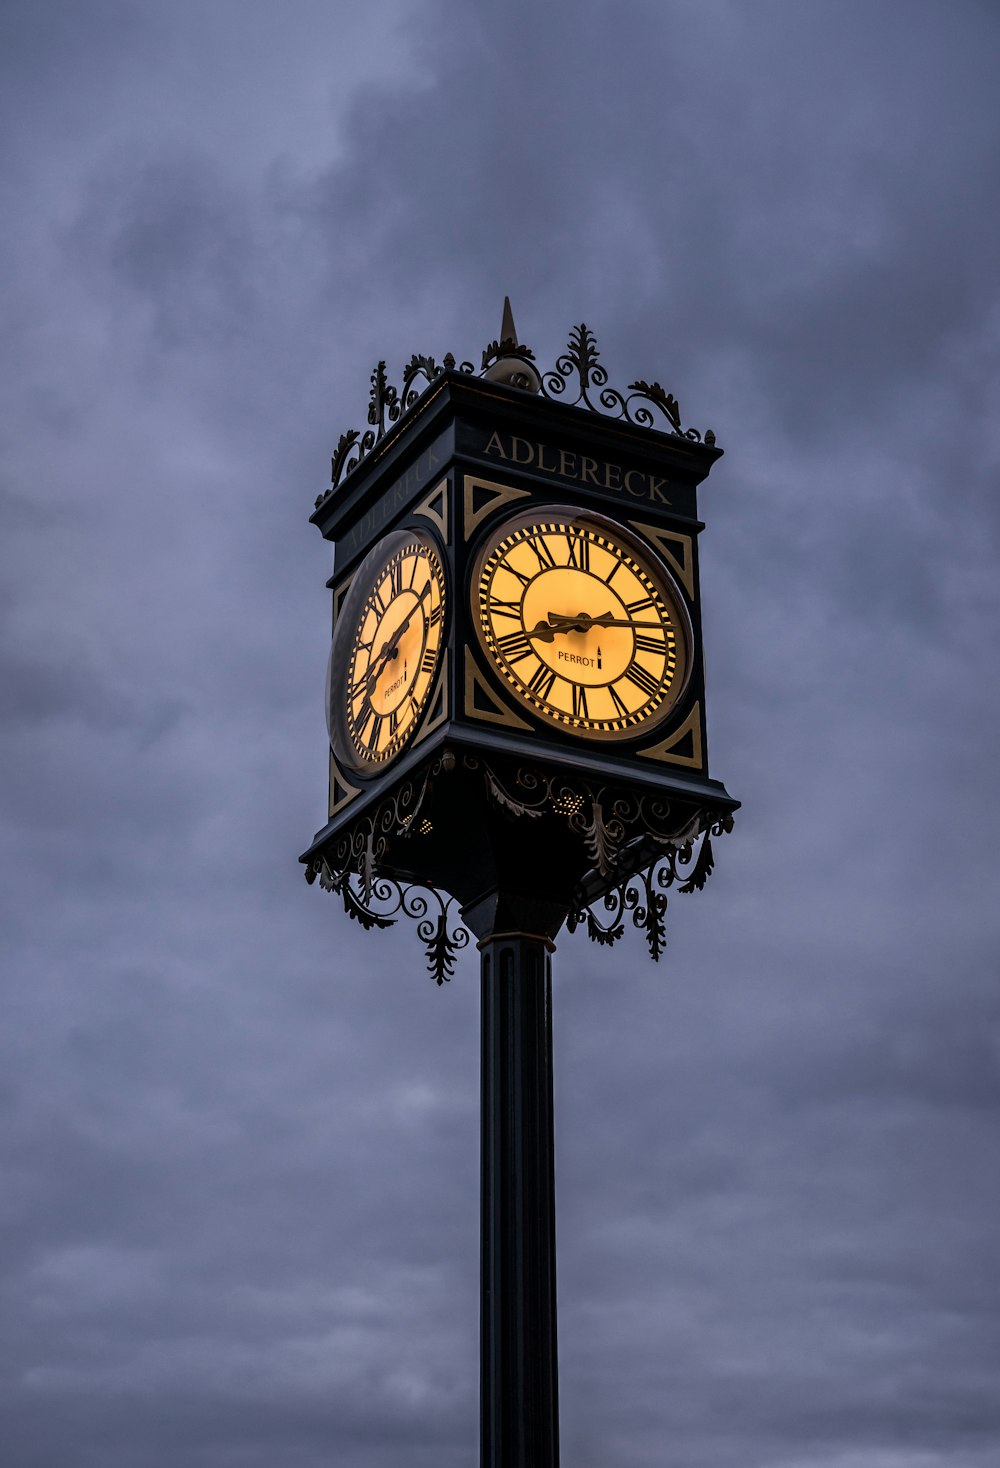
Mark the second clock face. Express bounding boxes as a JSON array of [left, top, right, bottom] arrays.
[[329, 530, 446, 775], [473, 507, 691, 739]]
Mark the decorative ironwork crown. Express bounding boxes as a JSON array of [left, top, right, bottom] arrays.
[[316, 303, 717, 507]]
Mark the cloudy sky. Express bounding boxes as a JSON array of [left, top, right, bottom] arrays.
[[2, 2, 999, 1465]]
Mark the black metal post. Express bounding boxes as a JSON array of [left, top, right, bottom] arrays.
[[479, 932, 560, 1468]]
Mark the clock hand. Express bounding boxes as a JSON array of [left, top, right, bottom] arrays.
[[526, 618, 559, 643], [350, 639, 398, 698], [357, 584, 434, 695], [384, 582, 432, 651], [528, 610, 664, 639], [589, 617, 664, 631]]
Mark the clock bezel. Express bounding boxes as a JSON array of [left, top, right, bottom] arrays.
[[470, 504, 694, 743], [327, 527, 448, 779]]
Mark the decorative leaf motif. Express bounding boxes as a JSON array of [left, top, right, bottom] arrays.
[[483, 766, 544, 819], [627, 379, 681, 431], [568, 322, 600, 391], [312, 857, 340, 894], [330, 428, 361, 487], [423, 914, 458, 985], [341, 878, 395, 932], [641, 892, 667, 961], [678, 834, 714, 894], [587, 909, 623, 947], [361, 829, 376, 903], [367, 360, 400, 436], [401, 354, 442, 406], [481, 337, 536, 370], [581, 799, 618, 876]]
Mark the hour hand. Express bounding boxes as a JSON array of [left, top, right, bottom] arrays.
[[526, 618, 559, 643], [528, 611, 596, 638]]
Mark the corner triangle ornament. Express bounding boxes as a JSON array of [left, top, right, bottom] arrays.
[[316, 300, 718, 505]]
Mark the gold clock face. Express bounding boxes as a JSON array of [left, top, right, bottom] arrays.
[[473, 507, 690, 739], [329, 530, 446, 775]]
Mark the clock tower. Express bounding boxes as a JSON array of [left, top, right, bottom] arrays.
[[302, 303, 737, 1468]]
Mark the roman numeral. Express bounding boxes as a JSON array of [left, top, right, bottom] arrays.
[[571, 684, 589, 719], [497, 630, 534, 665], [530, 535, 556, 569], [634, 632, 665, 656], [428, 603, 443, 627], [388, 560, 403, 596], [626, 595, 655, 615], [502, 560, 531, 586], [421, 648, 437, 675], [350, 667, 371, 698], [388, 710, 400, 736], [566, 529, 590, 571], [528, 664, 556, 701], [625, 660, 660, 699], [608, 685, 630, 719], [488, 597, 522, 620]]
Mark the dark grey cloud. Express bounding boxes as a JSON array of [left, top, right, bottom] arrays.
[[1, 1, 998, 1465]]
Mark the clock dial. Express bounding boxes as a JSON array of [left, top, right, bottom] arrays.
[[473, 508, 690, 739], [328, 531, 446, 775]]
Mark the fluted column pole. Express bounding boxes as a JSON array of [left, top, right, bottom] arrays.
[[479, 931, 560, 1468]]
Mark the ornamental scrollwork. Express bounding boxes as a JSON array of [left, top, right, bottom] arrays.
[[308, 854, 470, 985], [482, 335, 536, 372], [366, 359, 400, 441], [304, 757, 470, 985], [566, 830, 719, 963], [305, 752, 733, 971], [315, 319, 717, 506], [470, 756, 733, 959], [539, 323, 713, 442], [470, 757, 730, 882]]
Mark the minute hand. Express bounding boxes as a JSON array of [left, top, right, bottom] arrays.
[[545, 610, 665, 632], [354, 585, 432, 695]]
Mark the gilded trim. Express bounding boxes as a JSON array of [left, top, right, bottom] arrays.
[[462, 474, 531, 541], [628, 521, 695, 599], [411, 648, 450, 750], [332, 571, 356, 625], [464, 649, 533, 731], [635, 701, 703, 768], [413, 478, 449, 542], [328, 749, 363, 818]]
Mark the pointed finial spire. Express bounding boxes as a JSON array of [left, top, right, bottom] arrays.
[[482, 297, 540, 393], [501, 295, 517, 349]]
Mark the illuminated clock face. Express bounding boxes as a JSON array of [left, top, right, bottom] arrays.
[[473, 507, 690, 739], [328, 530, 446, 775]]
